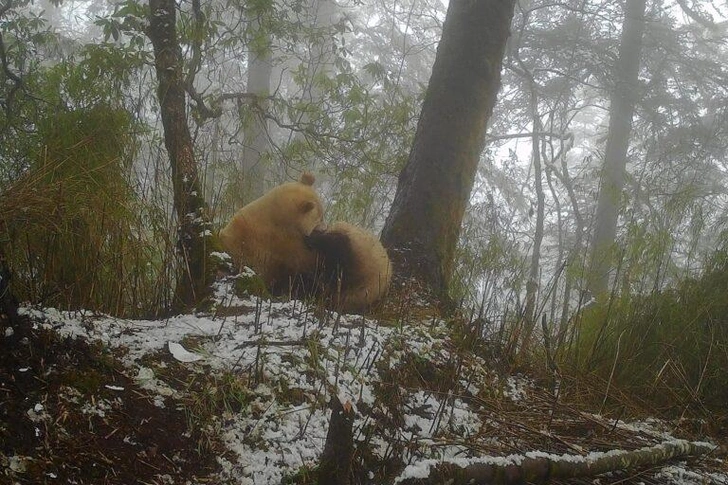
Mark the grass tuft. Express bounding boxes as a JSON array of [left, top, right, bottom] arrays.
[[568, 251, 728, 416]]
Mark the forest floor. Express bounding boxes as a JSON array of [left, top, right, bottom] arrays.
[[1, 279, 727, 485]]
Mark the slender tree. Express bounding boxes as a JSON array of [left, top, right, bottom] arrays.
[[587, 0, 647, 299], [240, 10, 273, 202], [381, 0, 517, 301], [523, 88, 545, 344], [294, 0, 338, 142], [147, 0, 213, 309]]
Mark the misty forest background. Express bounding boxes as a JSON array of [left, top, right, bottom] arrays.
[[2, 0, 728, 416]]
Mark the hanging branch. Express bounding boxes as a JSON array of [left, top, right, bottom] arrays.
[[185, 0, 221, 121], [396, 440, 719, 485], [486, 131, 573, 142], [674, 0, 717, 28]]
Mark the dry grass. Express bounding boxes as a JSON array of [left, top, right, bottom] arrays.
[[1, 106, 177, 317]]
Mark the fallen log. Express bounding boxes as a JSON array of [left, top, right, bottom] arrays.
[[396, 439, 718, 485]]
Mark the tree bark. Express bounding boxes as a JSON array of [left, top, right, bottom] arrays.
[[0, 245, 19, 327], [294, 0, 338, 142], [147, 0, 213, 310], [381, 0, 517, 301], [240, 15, 272, 202], [523, 90, 545, 348], [553, 144, 585, 345], [587, 0, 646, 299], [397, 440, 718, 485], [318, 396, 355, 485]]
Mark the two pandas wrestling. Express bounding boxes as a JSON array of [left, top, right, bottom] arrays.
[[219, 173, 392, 314]]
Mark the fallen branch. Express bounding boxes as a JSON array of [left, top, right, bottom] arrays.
[[396, 440, 719, 485], [235, 339, 308, 349]]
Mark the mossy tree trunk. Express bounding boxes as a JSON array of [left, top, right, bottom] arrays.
[[147, 0, 213, 310], [380, 0, 517, 302], [397, 440, 717, 485], [587, 0, 646, 300]]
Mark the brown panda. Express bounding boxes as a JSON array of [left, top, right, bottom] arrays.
[[306, 221, 392, 312], [219, 173, 324, 292]]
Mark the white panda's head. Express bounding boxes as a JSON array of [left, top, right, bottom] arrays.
[[271, 172, 325, 236]]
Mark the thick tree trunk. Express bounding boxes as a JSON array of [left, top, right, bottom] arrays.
[[381, 0, 517, 301], [587, 0, 646, 299], [147, 0, 213, 310]]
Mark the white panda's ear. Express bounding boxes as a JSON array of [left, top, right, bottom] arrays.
[[300, 172, 315, 186], [299, 200, 315, 213]]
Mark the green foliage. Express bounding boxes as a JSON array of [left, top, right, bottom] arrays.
[[450, 196, 528, 317], [0, 41, 173, 316], [95, 0, 149, 49], [276, 64, 418, 226], [571, 251, 728, 414], [2, 104, 163, 315]]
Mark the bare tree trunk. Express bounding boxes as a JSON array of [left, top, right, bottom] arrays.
[[241, 19, 272, 202], [381, 0, 517, 301], [554, 149, 585, 345], [147, 0, 213, 310], [587, 0, 646, 299], [293, 0, 338, 144], [523, 90, 545, 348], [0, 246, 19, 326], [300, 0, 338, 115]]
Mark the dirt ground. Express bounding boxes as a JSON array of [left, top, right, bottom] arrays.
[[1, 290, 727, 485], [0, 313, 222, 485]]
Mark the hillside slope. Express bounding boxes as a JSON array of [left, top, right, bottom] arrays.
[[1, 279, 726, 484]]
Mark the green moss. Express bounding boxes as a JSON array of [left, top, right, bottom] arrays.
[[65, 369, 106, 394]]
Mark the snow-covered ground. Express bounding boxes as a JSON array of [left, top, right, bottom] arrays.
[[15, 279, 727, 484]]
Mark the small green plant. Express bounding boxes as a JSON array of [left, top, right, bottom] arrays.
[[281, 464, 318, 485], [232, 269, 270, 298], [183, 369, 252, 453]]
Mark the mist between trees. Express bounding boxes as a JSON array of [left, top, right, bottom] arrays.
[[2, 0, 728, 409]]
